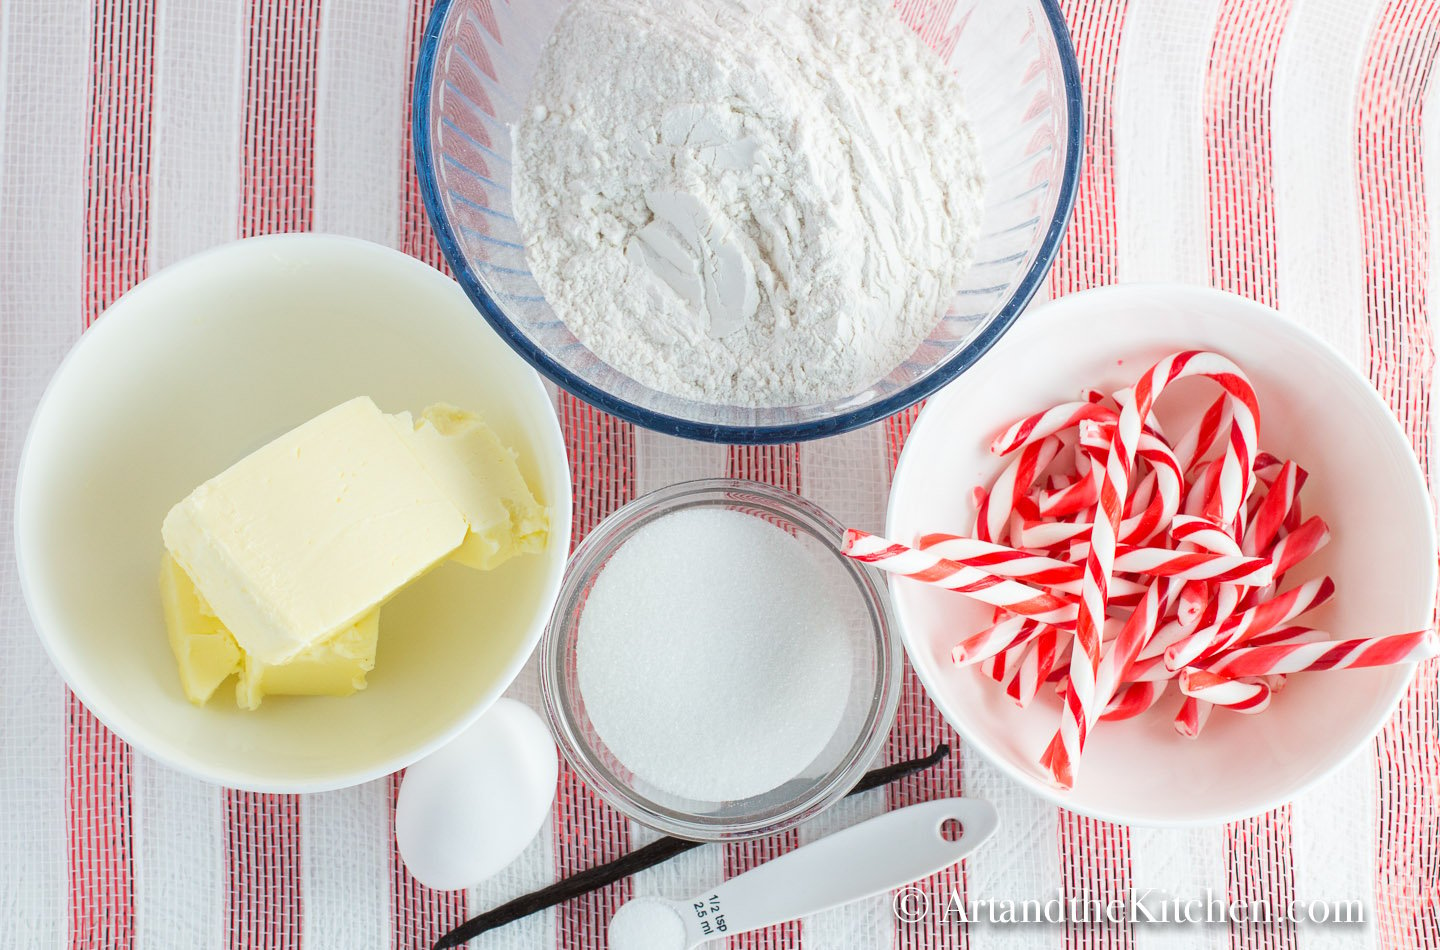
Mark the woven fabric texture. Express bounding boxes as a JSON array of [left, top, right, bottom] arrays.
[[1, 0, 1437, 948]]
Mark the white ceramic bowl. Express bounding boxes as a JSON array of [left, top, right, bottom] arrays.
[[14, 234, 572, 793], [888, 284, 1436, 825]]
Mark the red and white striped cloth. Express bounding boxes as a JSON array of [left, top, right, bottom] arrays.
[[1, 0, 1437, 948]]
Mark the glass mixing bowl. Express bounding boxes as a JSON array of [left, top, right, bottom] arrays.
[[540, 479, 903, 840], [414, 1, 1082, 442]]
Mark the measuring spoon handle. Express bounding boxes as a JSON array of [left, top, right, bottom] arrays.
[[692, 798, 998, 939]]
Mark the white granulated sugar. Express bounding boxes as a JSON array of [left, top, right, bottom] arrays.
[[608, 900, 688, 950], [513, 0, 984, 407], [576, 508, 856, 802]]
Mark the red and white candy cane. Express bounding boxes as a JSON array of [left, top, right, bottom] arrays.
[[915, 533, 1147, 599], [1125, 626, 1325, 682], [1101, 680, 1168, 721], [1055, 466, 1183, 556], [1017, 516, 1092, 550], [980, 642, 1027, 686], [1045, 351, 1258, 788], [1178, 575, 1337, 666], [1079, 416, 1110, 451], [1182, 459, 1221, 518], [975, 437, 1061, 543], [1097, 577, 1178, 708], [990, 400, 1117, 456], [1252, 452, 1285, 485], [1195, 629, 1440, 678], [1123, 651, 1173, 683], [951, 615, 1046, 666], [1140, 583, 1240, 663], [1202, 415, 1258, 529], [1069, 426, 1098, 486], [1178, 669, 1273, 713], [1161, 516, 1233, 634], [1176, 580, 1210, 629], [1265, 516, 1331, 577], [1242, 461, 1307, 556], [902, 349, 1431, 778], [1171, 394, 1233, 474], [841, 530, 1079, 626], [1111, 386, 1169, 441], [1118, 432, 1185, 544], [1171, 514, 1243, 555], [1240, 518, 1328, 611], [916, 533, 1082, 587], [1001, 627, 1067, 707], [1034, 421, 1107, 517], [1064, 542, 1274, 586], [1160, 583, 1244, 669], [1174, 695, 1212, 739], [1169, 515, 1239, 627], [1239, 624, 1331, 649], [1111, 547, 1275, 585], [1036, 469, 1099, 518], [1123, 470, 1157, 521]]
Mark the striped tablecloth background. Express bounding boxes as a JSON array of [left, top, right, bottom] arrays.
[[2, 0, 1438, 947]]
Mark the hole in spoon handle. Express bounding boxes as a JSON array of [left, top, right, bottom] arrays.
[[698, 798, 999, 937]]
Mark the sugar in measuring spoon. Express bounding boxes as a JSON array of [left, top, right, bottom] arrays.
[[607, 798, 999, 949]]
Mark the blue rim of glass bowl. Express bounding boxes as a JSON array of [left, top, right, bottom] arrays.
[[413, 0, 1084, 444]]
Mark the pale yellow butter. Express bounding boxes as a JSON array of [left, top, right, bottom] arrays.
[[235, 610, 379, 710], [162, 397, 469, 666], [159, 553, 242, 705], [395, 404, 550, 571], [161, 553, 379, 709], [160, 396, 549, 710]]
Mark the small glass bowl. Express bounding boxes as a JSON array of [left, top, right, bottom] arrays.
[[541, 479, 902, 841]]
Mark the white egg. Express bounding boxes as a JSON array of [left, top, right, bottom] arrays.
[[396, 698, 559, 890]]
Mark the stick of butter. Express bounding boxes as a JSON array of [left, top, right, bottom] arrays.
[[159, 396, 549, 709], [162, 397, 469, 667]]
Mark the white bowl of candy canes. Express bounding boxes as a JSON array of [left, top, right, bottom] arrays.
[[864, 284, 1438, 825]]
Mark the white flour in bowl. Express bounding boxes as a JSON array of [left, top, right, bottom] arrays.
[[512, 0, 984, 407]]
